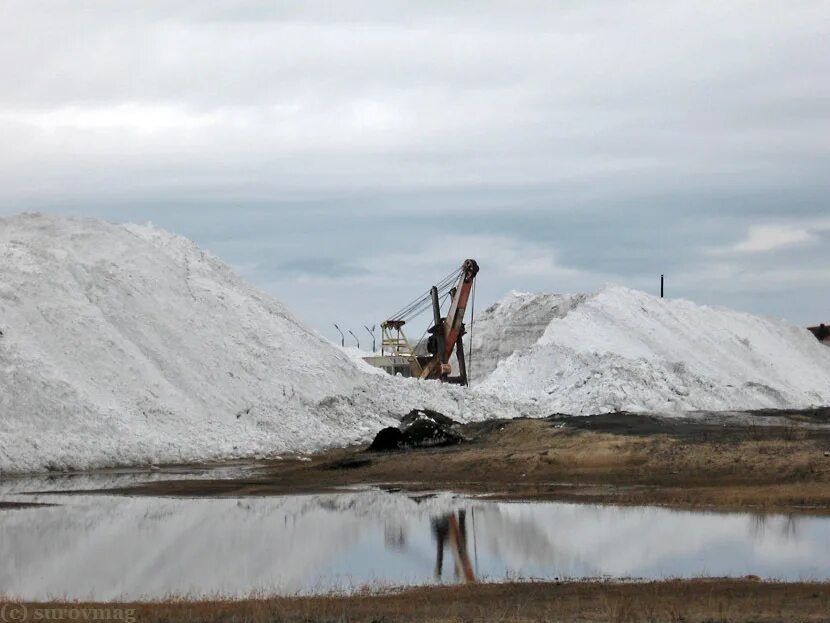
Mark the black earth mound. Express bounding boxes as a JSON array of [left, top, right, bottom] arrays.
[[368, 409, 463, 452], [367, 427, 406, 451], [399, 408, 456, 429]]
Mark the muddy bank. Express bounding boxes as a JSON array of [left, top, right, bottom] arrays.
[[67, 408, 830, 515]]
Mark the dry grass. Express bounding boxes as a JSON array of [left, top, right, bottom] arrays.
[[10, 579, 830, 622]]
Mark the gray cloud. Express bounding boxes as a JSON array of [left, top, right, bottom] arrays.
[[0, 1, 828, 338], [275, 258, 369, 278]]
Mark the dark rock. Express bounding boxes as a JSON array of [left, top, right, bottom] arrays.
[[367, 427, 406, 451], [403, 417, 462, 448], [367, 409, 462, 452], [399, 408, 456, 429]]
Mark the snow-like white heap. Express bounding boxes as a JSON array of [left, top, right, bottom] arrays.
[[3, 213, 828, 474], [467, 291, 586, 380], [0, 214, 528, 474], [473, 287, 830, 414]]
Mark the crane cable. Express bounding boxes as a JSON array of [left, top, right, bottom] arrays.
[[400, 268, 459, 320], [467, 277, 476, 385], [388, 277, 450, 321], [412, 290, 452, 354], [387, 265, 463, 322]]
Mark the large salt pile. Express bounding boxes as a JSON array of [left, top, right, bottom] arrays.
[[4, 213, 828, 473], [474, 287, 830, 413], [469, 291, 586, 380], [0, 214, 527, 473]]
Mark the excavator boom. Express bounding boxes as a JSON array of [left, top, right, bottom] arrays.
[[419, 259, 479, 384], [443, 259, 478, 361]]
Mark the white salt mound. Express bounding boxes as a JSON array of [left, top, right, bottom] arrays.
[[0, 214, 529, 474], [474, 286, 830, 413], [3, 213, 828, 474], [468, 290, 586, 380]]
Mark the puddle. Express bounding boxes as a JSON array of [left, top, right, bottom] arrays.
[[0, 462, 265, 498], [1, 484, 828, 600]]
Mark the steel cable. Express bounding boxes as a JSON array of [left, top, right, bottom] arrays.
[[387, 265, 462, 322]]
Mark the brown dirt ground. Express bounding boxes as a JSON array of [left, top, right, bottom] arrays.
[[84, 408, 830, 515]]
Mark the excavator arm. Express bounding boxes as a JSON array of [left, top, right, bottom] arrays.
[[419, 259, 479, 384], [443, 259, 478, 362]]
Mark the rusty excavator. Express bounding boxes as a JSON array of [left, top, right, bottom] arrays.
[[362, 259, 479, 385]]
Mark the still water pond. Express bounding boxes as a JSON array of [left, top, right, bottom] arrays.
[[1, 479, 828, 600]]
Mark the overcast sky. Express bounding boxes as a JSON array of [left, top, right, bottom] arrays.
[[1, 1, 828, 343]]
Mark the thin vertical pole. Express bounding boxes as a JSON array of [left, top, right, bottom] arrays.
[[431, 286, 445, 363], [468, 278, 476, 384], [661, 274, 664, 298]]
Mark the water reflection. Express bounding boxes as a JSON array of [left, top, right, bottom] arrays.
[[1, 486, 828, 600], [432, 510, 475, 582], [749, 513, 800, 541]]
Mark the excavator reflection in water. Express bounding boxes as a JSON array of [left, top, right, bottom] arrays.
[[432, 510, 476, 583]]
